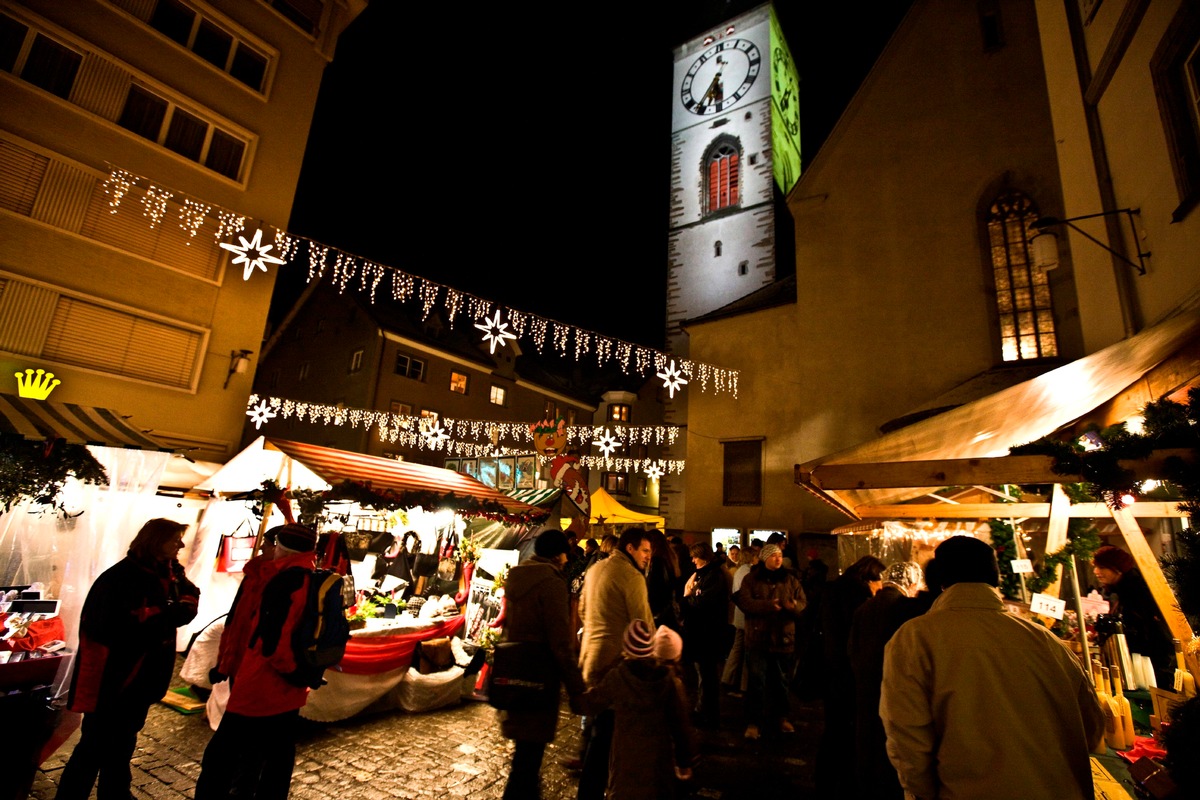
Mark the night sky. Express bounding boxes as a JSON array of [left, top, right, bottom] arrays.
[[282, 2, 914, 350]]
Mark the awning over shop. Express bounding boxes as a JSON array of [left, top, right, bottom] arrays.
[[798, 308, 1200, 518], [589, 487, 665, 529], [0, 392, 168, 450], [506, 487, 561, 507], [198, 437, 542, 521]]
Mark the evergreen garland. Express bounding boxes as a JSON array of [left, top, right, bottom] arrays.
[[0, 436, 109, 513], [1009, 388, 1200, 625], [988, 494, 1102, 602]]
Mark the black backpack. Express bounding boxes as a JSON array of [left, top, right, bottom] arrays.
[[252, 567, 351, 689]]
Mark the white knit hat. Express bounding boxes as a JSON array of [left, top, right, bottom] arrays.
[[651, 625, 683, 663]]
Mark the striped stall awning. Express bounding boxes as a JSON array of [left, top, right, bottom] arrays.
[[265, 438, 542, 520], [506, 487, 561, 507], [0, 392, 168, 450]]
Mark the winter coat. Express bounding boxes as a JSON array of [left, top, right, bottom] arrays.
[[497, 555, 586, 743], [68, 556, 199, 713], [881, 583, 1105, 800], [682, 560, 731, 661], [582, 659, 697, 800], [223, 550, 317, 717], [734, 563, 806, 653], [578, 551, 654, 686]]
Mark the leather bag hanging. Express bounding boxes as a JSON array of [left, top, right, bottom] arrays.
[[411, 532, 439, 579], [216, 520, 256, 573], [373, 531, 420, 584], [437, 531, 461, 582]]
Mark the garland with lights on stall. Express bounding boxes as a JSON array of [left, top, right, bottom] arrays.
[[986, 484, 1102, 601], [254, 479, 547, 527], [0, 436, 108, 513], [1008, 388, 1200, 629]]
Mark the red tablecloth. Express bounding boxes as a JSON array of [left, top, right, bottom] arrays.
[[339, 615, 463, 675]]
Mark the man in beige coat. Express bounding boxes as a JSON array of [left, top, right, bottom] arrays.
[[881, 536, 1105, 800], [576, 527, 654, 800]]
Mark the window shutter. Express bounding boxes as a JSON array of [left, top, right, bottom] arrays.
[[0, 139, 48, 216]]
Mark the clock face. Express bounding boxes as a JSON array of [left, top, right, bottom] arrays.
[[772, 46, 799, 137], [680, 38, 762, 116]]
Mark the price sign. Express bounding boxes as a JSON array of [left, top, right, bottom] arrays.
[[1010, 558, 1034, 574], [1030, 592, 1066, 620]]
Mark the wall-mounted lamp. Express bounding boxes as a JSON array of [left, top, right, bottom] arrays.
[[1028, 207, 1149, 276], [224, 349, 253, 389]]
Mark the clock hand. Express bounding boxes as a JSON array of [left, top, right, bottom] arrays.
[[698, 70, 724, 112]]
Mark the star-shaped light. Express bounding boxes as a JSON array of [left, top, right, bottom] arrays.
[[474, 310, 518, 354], [593, 428, 622, 458], [656, 359, 689, 398], [421, 422, 449, 449], [220, 227, 286, 281], [645, 463, 664, 480], [246, 400, 277, 429]]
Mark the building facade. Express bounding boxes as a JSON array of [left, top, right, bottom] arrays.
[[681, 0, 1086, 537], [0, 0, 363, 462]]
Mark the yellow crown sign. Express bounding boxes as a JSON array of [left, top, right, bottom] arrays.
[[15, 368, 60, 400]]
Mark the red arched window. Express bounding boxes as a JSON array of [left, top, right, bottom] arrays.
[[706, 142, 740, 214]]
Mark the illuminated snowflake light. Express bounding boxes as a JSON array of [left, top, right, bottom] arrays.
[[246, 400, 277, 429], [645, 462, 664, 480], [422, 422, 450, 448], [656, 359, 689, 398], [220, 227, 287, 281], [593, 428, 622, 458], [474, 310, 518, 354]]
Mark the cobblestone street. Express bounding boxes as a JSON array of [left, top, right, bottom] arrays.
[[29, 663, 821, 800]]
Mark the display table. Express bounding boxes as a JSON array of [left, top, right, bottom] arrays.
[[300, 614, 464, 722]]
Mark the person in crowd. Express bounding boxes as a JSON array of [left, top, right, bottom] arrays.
[[58, 519, 200, 800], [766, 532, 793, 569], [794, 553, 829, 698], [1091, 544, 1175, 686], [724, 544, 741, 574], [645, 529, 682, 632], [882, 535, 1104, 799], [600, 534, 618, 556], [580, 620, 697, 800], [733, 543, 806, 739], [681, 543, 731, 727], [721, 545, 759, 697], [668, 535, 694, 586], [195, 523, 322, 800], [815, 554, 886, 797], [713, 541, 725, 560], [498, 528, 586, 800], [848, 560, 942, 799], [582, 537, 600, 563], [576, 527, 655, 800]]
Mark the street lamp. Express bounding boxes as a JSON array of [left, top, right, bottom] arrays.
[[1028, 207, 1149, 275]]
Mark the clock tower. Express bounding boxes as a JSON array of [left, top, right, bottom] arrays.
[[661, 3, 800, 526]]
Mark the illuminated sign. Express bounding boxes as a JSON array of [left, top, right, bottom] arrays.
[[15, 368, 60, 400]]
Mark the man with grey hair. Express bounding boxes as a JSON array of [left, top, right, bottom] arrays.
[[881, 536, 1104, 799]]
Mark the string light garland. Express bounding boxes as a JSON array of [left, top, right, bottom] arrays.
[[101, 165, 740, 397], [247, 394, 685, 475]]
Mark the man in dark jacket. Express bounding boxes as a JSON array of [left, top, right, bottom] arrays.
[[734, 543, 806, 739], [682, 543, 730, 727], [499, 528, 586, 799], [59, 518, 199, 800]]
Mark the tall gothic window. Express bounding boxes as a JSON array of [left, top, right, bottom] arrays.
[[704, 137, 740, 215], [987, 192, 1057, 362]]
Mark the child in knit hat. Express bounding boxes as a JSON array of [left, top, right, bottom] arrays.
[[580, 620, 698, 799]]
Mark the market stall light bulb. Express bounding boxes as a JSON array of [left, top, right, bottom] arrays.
[[1119, 493, 1137, 507]]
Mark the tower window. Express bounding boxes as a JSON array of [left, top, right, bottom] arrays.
[[979, 0, 1004, 51], [738, 260, 749, 276], [714, 240, 723, 257], [704, 137, 741, 215], [987, 192, 1057, 362], [349, 349, 363, 373]]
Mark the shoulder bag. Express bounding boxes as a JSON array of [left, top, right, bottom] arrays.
[[487, 640, 560, 710]]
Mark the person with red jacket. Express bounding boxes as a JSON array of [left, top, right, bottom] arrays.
[[58, 518, 199, 800], [195, 523, 319, 800]]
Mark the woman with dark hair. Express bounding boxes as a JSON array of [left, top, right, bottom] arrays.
[[645, 529, 682, 632], [58, 518, 200, 800], [1092, 544, 1175, 687], [682, 543, 731, 727], [815, 554, 886, 798]]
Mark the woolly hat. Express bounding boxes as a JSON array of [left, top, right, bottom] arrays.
[[651, 625, 683, 663], [270, 523, 317, 553], [1092, 545, 1135, 574], [760, 543, 782, 561], [534, 528, 570, 558], [622, 619, 655, 659]]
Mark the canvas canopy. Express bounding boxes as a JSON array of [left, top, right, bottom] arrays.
[[589, 487, 665, 529]]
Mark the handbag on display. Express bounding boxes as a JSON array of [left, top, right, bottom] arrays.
[[437, 531, 461, 582], [415, 636, 455, 674], [215, 521, 257, 573], [374, 531, 419, 585], [412, 533, 439, 579], [487, 640, 560, 710]]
